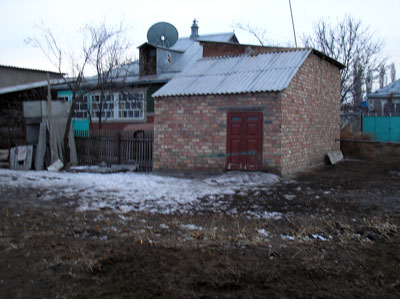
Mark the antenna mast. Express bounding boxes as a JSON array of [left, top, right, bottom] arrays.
[[289, 0, 297, 47]]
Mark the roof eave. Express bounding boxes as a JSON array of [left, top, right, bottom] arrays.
[[153, 89, 284, 98], [310, 49, 345, 69]]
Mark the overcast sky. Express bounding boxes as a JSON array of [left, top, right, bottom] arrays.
[[1, 0, 399, 79]]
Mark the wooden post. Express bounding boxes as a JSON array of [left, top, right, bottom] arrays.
[[361, 113, 363, 132], [47, 73, 57, 164], [117, 132, 121, 165], [7, 119, 11, 169]]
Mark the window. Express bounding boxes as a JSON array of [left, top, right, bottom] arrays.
[[395, 101, 400, 115], [73, 95, 89, 119], [57, 96, 69, 101], [91, 94, 114, 119], [89, 91, 145, 121], [118, 92, 144, 119]]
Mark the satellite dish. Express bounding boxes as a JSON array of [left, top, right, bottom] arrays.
[[147, 22, 178, 48]]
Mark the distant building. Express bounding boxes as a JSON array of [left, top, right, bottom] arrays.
[[0, 65, 63, 148], [367, 79, 400, 115], [55, 20, 239, 133]]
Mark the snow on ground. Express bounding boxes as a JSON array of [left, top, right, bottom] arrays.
[[257, 228, 270, 238], [0, 169, 280, 215]]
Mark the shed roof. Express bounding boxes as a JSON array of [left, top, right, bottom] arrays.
[[153, 49, 311, 97]]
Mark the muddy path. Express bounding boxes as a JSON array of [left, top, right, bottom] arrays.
[[0, 148, 399, 298]]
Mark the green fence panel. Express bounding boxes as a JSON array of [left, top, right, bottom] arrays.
[[72, 119, 89, 132], [390, 117, 400, 142], [363, 116, 377, 140], [363, 116, 400, 142], [376, 117, 391, 142]]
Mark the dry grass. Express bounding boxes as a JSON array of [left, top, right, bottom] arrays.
[[340, 126, 376, 159]]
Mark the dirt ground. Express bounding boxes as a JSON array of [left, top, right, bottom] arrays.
[[0, 146, 400, 298]]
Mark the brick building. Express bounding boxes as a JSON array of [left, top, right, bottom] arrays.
[[153, 46, 343, 175]]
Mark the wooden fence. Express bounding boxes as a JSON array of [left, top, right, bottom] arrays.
[[74, 130, 153, 171]]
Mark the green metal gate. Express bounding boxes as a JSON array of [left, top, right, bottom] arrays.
[[363, 116, 400, 142]]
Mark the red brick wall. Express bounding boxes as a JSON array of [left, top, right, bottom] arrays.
[[279, 54, 341, 175], [153, 93, 281, 172], [201, 42, 296, 58]]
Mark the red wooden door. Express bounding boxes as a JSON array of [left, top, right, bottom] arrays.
[[226, 112, 263, 171]]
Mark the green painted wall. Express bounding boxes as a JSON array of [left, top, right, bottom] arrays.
[[146, 84, 163, 113], [57, 90, 90, 132]]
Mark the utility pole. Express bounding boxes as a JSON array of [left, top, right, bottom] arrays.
[[289, 0, 297, 47]]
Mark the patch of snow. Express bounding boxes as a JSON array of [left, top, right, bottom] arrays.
[[229, 208, 238, 214], [180, 224, 202, 231], [311, 234, 331, 241], [246, 210, 282, 220], [205, 172, 280, 186], [283, 179, 297, 184], [0, 169, 280, 215], [390, 170, 400, 177], [261, 211, 282, 220], [283, 194, 296, 200], [280, 234, 295, 241], [70, 165, 100, 170], [159, 224, 169, 229], [257, 228, 270, 238]]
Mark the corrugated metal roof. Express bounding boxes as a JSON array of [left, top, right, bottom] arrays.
[[197, 33, 237, 43], [153, 49, 311, 97], [0, 78, 66, 95], [369, 79, 400, 98], [0, 64, 63, 75], [136, 33, 238, 83], [62, 33, 238, 90]]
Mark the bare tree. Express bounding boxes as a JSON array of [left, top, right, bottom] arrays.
[[390, 63, 396, 83], [233, 23, 269, 46], [303, 15, 386, 106], [26, 23, 96, 166], [379, 64, 387, 88], [26, 21, 133, 166], [84, 21, 134, 131], [365, 68, 373, 96], [352, 56, 363, 108]]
